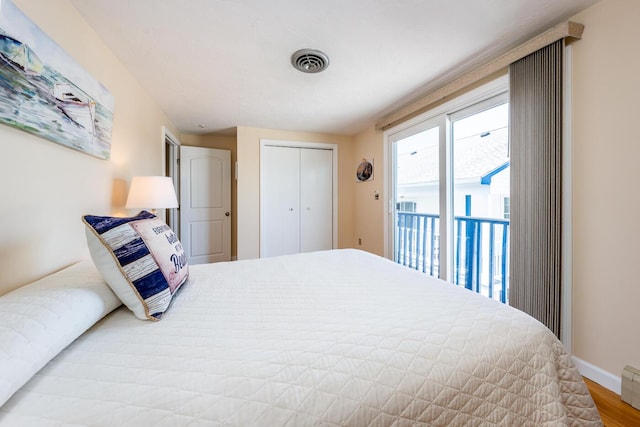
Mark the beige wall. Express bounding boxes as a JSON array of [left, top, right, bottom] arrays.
[[236, 126, 354, 259], [571, 0, 640, 381], [180, 133, 238, 259], [352, 127, 386, 256], [0, 0, 176, 295]]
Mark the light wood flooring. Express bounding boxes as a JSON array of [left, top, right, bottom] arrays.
[[585, 377, 640, 426]]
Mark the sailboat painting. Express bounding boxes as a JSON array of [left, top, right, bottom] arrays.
[[0, 0, 114, 159]]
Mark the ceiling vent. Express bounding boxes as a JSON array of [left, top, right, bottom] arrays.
[[291, 49, 330, 73]]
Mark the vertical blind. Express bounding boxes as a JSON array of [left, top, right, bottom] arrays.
[[509, 40, 564, 338]]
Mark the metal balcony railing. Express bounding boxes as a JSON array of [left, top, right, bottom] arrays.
[[396, 212, 510, 303]]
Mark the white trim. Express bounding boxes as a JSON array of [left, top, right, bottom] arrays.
[[163, 126, 181, 186], [561, 44, 573, 351], [449, 92, 509, 121], [261, 139, 336, 151], [383, 138, 391, 259], [163, 127, 181, 236], [162, 126, 181, 147], [573, 356, 621, 395], [439, 117, 452, 281], [259, 139, 339, 256]]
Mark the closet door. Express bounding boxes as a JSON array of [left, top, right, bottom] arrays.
[[300, 148, 333, 252], [261, 145, 301, 257]]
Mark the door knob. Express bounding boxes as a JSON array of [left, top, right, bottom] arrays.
[[225, 212, 230, 217]]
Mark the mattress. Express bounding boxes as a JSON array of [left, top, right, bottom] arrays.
[[0, 249, 601, 426]]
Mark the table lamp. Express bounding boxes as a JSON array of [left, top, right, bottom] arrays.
[[125, 176, 178, 214]]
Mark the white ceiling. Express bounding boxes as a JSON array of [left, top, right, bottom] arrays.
[[70, 0, 598, 136]]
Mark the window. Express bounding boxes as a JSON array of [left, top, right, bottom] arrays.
[[397, 201, 417, 213], [503, 197, 510, 219]]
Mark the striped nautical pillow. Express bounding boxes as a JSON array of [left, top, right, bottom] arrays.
[[82, 211, 188, 320]]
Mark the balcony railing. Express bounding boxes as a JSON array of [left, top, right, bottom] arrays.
[[396, 212, 510, 303]]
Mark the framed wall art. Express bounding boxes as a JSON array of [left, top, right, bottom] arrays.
[[0, 0, 114, 159], [356, 158, 373, 182]]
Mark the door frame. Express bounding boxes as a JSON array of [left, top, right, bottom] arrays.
[[163, 126, 181, 237], [259, 139, 338, 257]]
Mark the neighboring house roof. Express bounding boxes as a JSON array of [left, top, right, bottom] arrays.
[[480, 161, 510, 185], [397, 126, 509, 185]]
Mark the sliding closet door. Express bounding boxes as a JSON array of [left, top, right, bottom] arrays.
[[300, 148, 333, 253], [261, 145, 301, 257]]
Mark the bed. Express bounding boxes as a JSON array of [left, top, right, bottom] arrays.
[[0, 246, 601, 426]]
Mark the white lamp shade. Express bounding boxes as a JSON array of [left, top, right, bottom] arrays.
[[125, 176, 178, 210]]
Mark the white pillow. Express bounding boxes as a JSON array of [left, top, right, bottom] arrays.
[[0, 260, 120, 407], [82, 211, 189, 320]]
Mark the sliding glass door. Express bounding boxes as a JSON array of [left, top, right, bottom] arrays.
[[451, 100, 510, 302], [389, 90, 510, 302], [393, 119, 442, 278]]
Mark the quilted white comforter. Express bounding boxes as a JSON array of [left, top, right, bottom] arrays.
[[0, 249, 601, 426]]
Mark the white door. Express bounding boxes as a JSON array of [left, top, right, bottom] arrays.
[[261, 145, 301, 257], [300, 148, 333, 252], [180, 146, 231, 264], [261, 145, 333, 257]]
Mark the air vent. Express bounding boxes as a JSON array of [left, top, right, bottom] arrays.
[[291, 49, 330, 73]]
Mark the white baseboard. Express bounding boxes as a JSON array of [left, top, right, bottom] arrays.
[[573, 356, 621, 395]]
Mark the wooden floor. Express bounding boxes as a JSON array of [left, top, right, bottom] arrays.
[[585, 377, 640, 426]]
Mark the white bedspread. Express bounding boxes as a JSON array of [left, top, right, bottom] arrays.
[[0, 249, 601, 426]]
